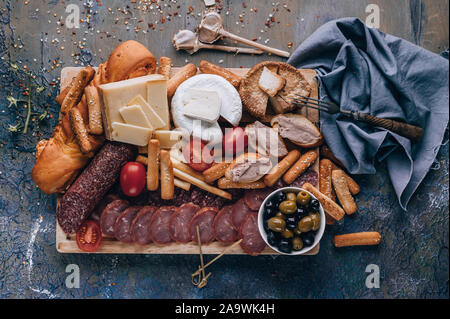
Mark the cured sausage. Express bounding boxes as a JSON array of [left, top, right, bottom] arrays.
[[114, 206, 142, 243], [90, 194, 119, 222], [150, 206, 177, 244], [99, 200, 130, 237], [244, 188, 273, 211], [169, 203, 200, 243], [131, 206, 158, 245], [231, 198, 255, 231], [239, 213, 266, 256], [213, 205, 238, 244], [57, 142, 136, 234], [188, 207, 219, 244]]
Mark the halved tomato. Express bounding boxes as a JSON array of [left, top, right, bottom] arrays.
[[76, 220, 102, 252], [183, 138, 214, 172]]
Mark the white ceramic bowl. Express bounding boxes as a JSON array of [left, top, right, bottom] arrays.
[[258, 187, 326, 255]]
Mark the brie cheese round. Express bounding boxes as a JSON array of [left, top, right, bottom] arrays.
[[172, 74, 242, 143]]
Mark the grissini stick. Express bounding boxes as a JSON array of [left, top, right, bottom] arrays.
[[334, 232, 381, 247], [198, 12, 290, 58]]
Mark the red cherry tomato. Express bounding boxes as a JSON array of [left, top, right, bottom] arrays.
[[223, 127, 248, 155], [183, 139, 214, 172], [120, 162, 146, 197], [76, 220, 102, 252]]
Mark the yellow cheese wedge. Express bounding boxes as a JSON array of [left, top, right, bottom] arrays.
[[154, 130, 189, 149], [119, 104, 152, 128], [111, 122, 153, 146], [127, 95, 166, 130], [147, 79, 170, 130], [99, 74, 165, 139]]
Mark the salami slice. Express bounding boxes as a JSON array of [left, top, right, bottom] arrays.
[[188, 207, 219, 244], [239, 213, 266, 256], [114, 206, 142, 243], [169, 203, 200, 243], [244, 189, 273, 211], [213, 205, 238, 244], [90, 194, 119, 222], [231, 198, 255, 231], [99, 200, 130, 237], [150, 206, 177, 244], [131, 206, 158, 245]]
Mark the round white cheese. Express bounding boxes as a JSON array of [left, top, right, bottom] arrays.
[[172, 74, 242, 143]]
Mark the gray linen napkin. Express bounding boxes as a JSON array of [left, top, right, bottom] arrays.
[[288, 18, 449, 210]]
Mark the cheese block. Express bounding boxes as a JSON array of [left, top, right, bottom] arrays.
[[111, 122, 153, 146], [147, 79, 170, 130], [119, 104, 152, 128], [99, 74, 165, 139], [172, 74, 242, 127], [127, 95, 166, 130], [182, 89, 221, 123], [154, 130, 189, 149]]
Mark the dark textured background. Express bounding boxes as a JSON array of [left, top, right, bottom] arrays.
[[0, 0, 448, 299]]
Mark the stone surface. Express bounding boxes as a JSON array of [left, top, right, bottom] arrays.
[[0, 0, 448, 299]]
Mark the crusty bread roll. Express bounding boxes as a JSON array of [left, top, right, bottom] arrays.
[[105, 40, 156, 83], [31, 126, 103, 194]]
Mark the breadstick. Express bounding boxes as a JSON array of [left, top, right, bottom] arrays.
[[167, 63, 197, 98], [283, 150, 318, 185], [84, 86, 103, 135], [331, 163, 360, 195], [136, 155, 148, 165], [332, 170, 357, 215], [61, 66, 95, 114], [56, 85, 70, 106], [199, 60, 241, 89], [333, 232, 381, 248], [160, 150, 174, 200], [157, 57, 172, 78], [174, 178, 191, 191], [147, 139, 160, 191], [171, 157, 206, 182], [303, 183, 345, 221], [217, 178, 266, 190], [319, 159, 334, 199], [203, 162, 230, 184], [174, 168, 232, 200], [69, 107, 93, 154], [264, 150, 301, 187]]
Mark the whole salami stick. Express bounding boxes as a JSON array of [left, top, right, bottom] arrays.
[[57, 142, 136, 234]]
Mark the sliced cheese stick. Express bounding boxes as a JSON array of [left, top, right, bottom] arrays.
[[332, 170, 357, 215], [160, 150, 174, 200], [147, 139, 160, 191], [174, 168, 232, 200], [264, 150, 301, 187], [333, 232, 381, 248], [303, 183, 345, 221]]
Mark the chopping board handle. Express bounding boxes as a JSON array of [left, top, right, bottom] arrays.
[[358, 113, 424, 142]]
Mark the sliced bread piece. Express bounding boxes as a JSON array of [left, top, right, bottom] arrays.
[[271, 113, 323, 148], [258, 67, 286, 97]]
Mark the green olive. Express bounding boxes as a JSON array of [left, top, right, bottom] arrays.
[[297, 191, 311, 206], [276, 212, 286, 219], [298, 216, 314, 233], [292, 237, 304, 251], [293, 227, 302, 236], [286, 192, 297, 202], [267, 217, 286, 233], [279, 200, 297, 214], [310, 213, 321, 231], [281, 229, 294, 239]]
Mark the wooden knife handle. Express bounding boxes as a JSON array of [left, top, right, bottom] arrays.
[[358, 113, 424, 142]]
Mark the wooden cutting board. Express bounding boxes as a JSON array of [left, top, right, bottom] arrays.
[[56, 66, 320, 255]]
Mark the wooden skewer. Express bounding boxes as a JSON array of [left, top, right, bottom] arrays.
[[192, 226, 211, 288], [192, 239, 243, 277]]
